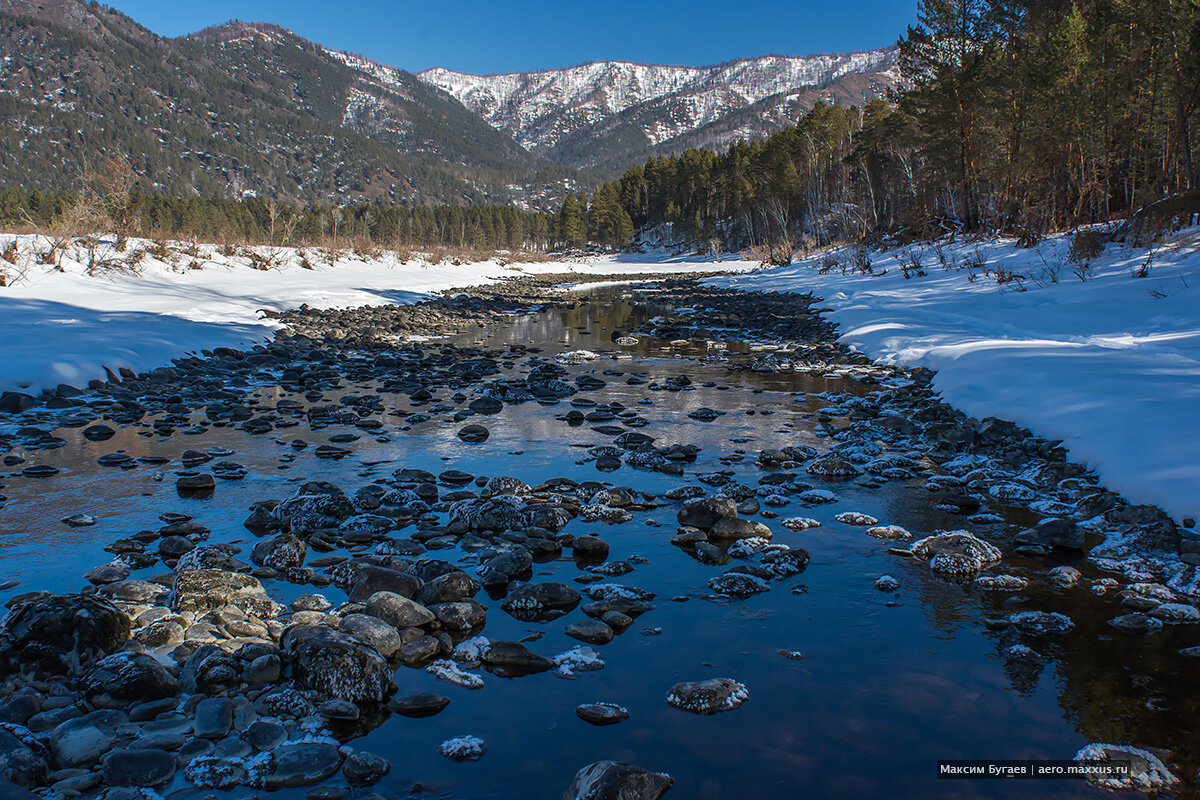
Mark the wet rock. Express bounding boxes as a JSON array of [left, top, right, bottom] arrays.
[[1108, 613, 1163, 635], [193, 698, 235, 739], [181, 646, 240, 694], [340, 614, 402, 657], [428, 600, 487, 631], [243, 720, 287, 751], [251, 534, 306, 570], [439, 735, 486, 761], [0, 593, 130, 677], [565, 619, 615, 645], [364, 591, 435, 629], [259, 742, 343, 788], [874, 575, 900, 591], [676, 497, 737, 530], [416, 571, 479, 605], [481, 641, 554, 675], [101, 747, 176, 786], [84, 651, 179, 703], [709, 518, 772, 540], [457, 424, 490, 443], [1073, 743, 1177, 790], [564, 760, 673, 800], [1009, 611, 1075, 636], [388, 692, 449, 718], [910, 531, 1002, 578], [572, 536, 610, 562], [183, 755, 247, 789], [708, 572, 770, 599], [0, 726, 48, 787], [667, 678, 748, 714], [805, 456, 861, 479], [501, 582, 581, 621], [274, 491, 356, 533], [173, 569, 280, 618], [346, 564, 421, 601], [450, 496, 526, 532], [575, 703, 629, 726], [281, 625, 395, 704], [343, 751, 390, 784], [1015, 518, 1084, 551], [50, 709, 126, 768]]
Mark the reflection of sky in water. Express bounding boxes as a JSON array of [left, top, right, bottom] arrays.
[[0, 292, 1189, 799]]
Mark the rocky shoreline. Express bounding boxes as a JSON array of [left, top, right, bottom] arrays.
[[0, 275, 1195, 798]]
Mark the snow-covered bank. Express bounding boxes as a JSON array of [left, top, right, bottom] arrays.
[[0, 235, 755, 396], [706, 231, 1200, 523]]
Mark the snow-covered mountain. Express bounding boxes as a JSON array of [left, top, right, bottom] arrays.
[[419, 50, 899, 171]]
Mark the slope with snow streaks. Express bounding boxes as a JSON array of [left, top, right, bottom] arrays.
[[418, 49, 899, 166]]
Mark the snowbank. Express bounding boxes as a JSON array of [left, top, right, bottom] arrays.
[[707, 231, 1200, 523], [0, 235, 753, 395]]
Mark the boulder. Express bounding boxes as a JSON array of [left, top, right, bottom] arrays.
[[281, 625, 395, 704], [676, 497, 737, 530], [564, 760, 673, 800], [84, 652, 179, 703], [0, 593, 129, 677], [172, 570, 280, 619]]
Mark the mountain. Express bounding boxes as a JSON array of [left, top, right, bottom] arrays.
[[418, 50, 900, 174], [0, 0, 574, 207]]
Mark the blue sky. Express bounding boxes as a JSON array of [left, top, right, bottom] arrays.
[[103, 0, 916, 74]]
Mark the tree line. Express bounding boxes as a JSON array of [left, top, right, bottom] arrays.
[[0, 186, 559, 252], [575, 0, 1200, 255]]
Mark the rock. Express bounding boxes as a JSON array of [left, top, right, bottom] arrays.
[[251, 534, 306, 570], [708, 572, 770, 599], [260, 742, 343, 788], [450, 496, 526, 532], [244, 720, 287, 751], [339, 614, 402, 657], [1108, 613, 1163, 635], [416, 571, 479, 605], [564, 760, 673, 800], [501, 582, 581, 621], [193, 698, 235, 739], [1015, 518, 1084, 551], [176, 474, 216, 495], [320, 698, 360, 721], [183, 755, 247, 789], [180, 646, 241, 694], [572, 536, 610, 562], [51, 709, 126, 768], [709, 518, 772, 540], [398, 635, 441, 666], [364, 591, 435, 629], [346, 565, 421, 602], [388, 692, 449, 718], [565, 619, 615, 645], [343, 751, 390, 784], [101, 747, 176, 786], [481, 641, 554, 675], [0, 779, 41, 799], [0, 593, 130, 677], [666, 678, 748, 714], [439, 735, 486, 761], [0, 726, 47, 787], [676, 497, 737, 530], [282, 625, 394, 703], [84, 651, 179, 703], [805, 456, 861, 479], [457, 424, 490, 443], [1009, 611, 1075, 635], [910, 531, 1002, 577], [1073, 743, 1177, 790], [874, 575, 900, 591], [429, 600, 487, 631], [575, 703, 629, 726], [173, 569, 280, 618]]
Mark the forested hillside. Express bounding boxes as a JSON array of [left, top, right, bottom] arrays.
[[570, 0, 1200, 253]]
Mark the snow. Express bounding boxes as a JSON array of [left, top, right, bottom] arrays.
[[707, 231, 1200, 523], [0, 235, 755, 397]]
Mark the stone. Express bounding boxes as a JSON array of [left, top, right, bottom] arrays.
[[388, 693, 449, 718], [565, 619, 615, 645], [429, 600, 487, 631], [575, 703, 629, 726], [501, 581, 581, 621], [1015, 518, 1084, 551], [101, 747, 176, 786], [260, 742, 343, 788], [572, 536, 610, 562], [564, 760, 673, 800], [193, 698, 235, 739], [364, 591, 435, 629], [85, 651, 179, 703], [342, 751, 390, 784], [281, 625, 395, 704], [251, 534, 306, 570], [481, 641, 554, 675], [340, 614, 402, 657], [183, 755, 247, 789], [173, 569, 279, 618], [708, 572, 770, 598], [345, 565, 421, 602], [709, 517, 772, 540], [0, 593, 129, 677], [50, 709, 126, 768], [676, 497, 737, 530], [243, 720, 287, 751], [438, 735, 486, 761], [910, 531, 1002, 577], [0, 726, 48, 787], [181, 646, 240, 694], [667, 678, 748, 714]]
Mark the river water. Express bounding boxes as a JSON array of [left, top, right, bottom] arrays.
[[0, 285, 1194, 799]]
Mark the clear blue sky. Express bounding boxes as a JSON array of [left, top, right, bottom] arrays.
[[102, 0, 916, 74]]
